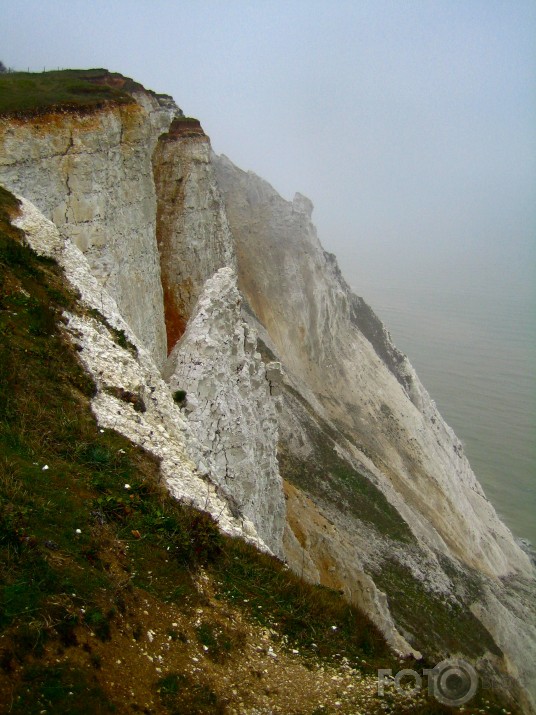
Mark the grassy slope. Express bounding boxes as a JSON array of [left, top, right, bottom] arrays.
[[0, 69, 135, 117], [278, 387, 501, 662], [2, 186, 492, 713]]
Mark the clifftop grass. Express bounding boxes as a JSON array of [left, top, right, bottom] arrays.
[[0, 69, 135, 117]]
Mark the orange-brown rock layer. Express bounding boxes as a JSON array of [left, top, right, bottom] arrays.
[[152, 127, 234, 354]]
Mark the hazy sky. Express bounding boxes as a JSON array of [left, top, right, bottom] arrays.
[[2, 0, 535, 301]]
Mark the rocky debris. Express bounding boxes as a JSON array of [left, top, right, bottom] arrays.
[[2, 566, 431, 715]]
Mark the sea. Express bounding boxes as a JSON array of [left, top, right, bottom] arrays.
[[357, 281, 536, 547]]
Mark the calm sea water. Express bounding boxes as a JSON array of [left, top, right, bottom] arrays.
[[359, 283, 536, 546]]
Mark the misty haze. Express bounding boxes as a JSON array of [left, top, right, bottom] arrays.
[[0, 1, 535, 713]]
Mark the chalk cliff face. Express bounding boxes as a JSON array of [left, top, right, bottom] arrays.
[[0, 78, 284, 556], [164, 267, 285, 556], [1, 73, 535, 713], [214, 153, 530, 580], [213, 154, 536, 711], [11, 196, 268, 553], [0, 91, 174, 366], [153, 119, 235, 352]]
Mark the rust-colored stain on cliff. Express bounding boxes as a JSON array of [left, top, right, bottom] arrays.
[[163, 283, 188, 354], [283, 480, 343, 591], [0, 101, 142, 140]]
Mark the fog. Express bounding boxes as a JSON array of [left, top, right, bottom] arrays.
[[2, 1, 535, 304]]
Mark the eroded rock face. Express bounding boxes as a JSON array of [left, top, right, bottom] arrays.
[[12, 196, 269, 554], [0, 99, 286, 559], [0, 92, 176, 367], [213, 152, 536, 712], [152, 131, 235, 354], [283, 480, 421, 659], [164, 267, 286, 557], [213, 152, 531, 581]]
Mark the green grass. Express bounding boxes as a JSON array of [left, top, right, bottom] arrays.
[[0, 187, 215, 704], [371, 558, 501, 661], [0, 186, 25, 243], [86, 308, 138, 357], [279, 385, 414, 542], [0, 68, 134, 117], [212, 536, 390, 669]]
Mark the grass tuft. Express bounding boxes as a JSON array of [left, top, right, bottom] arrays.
[[172, 389, 187, 405]]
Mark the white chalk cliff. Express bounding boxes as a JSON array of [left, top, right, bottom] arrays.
[[0, 90, 173, 367], [164, 267, 285, 556], [11, 195, 268, 554], [214, 153, 530, 580], [1, 72, 534, 713]]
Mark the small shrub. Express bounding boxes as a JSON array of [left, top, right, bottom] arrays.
[[92, 494, 133, 523], [172, 389, 187, 405], [54, 612, 79, 647], [139, 504, 222, 567], [185, 510, 223, 564], [0, 234, 29, 269], [111, 327, 137, 356], [12, 623, 48, 661]]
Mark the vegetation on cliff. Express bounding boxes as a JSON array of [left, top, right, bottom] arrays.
[[2, 185, 508, 713]]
